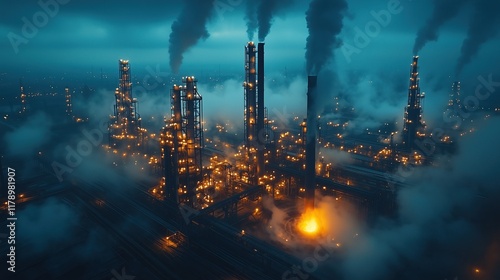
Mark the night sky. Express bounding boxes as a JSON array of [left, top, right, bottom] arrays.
[[1, 0, 499, 78]]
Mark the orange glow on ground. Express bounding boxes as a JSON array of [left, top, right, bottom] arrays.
[[298, 208, 321, 236]]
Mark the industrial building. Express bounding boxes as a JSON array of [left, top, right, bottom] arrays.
[[159, 76, 204, 206], [149, 43, 412, 241], [402, 56, 426, 152], [4, 49, 465, 280], [243, 42, 268, 185], [108, 59, 147, 153]]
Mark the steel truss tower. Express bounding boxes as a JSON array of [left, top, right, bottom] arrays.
[[109, 59, 144, 151], [402, 56, 425, 152]]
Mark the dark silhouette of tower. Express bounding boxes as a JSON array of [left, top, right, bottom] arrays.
[[243, 42, 266, 185], [402, 56, 425, 152], [305, 76, 317, 211], [256, 42, 266, 182]]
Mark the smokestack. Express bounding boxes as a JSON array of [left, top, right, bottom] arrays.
[[244, 44, 257, 146], [257, 43, 265, 180], [305, 76, 317, 210]]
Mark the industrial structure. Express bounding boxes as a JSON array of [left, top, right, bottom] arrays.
[[402, 56, 426, 152], [304, 76, 318, 211], [65, 87, 72, 119], [20, 79, 26, 115], [160, 77, 204, 206], [449, 81, 461, 109], [109, 59, 146, 152], [5, 13, 479, 276], [243, 42, 267, 185]]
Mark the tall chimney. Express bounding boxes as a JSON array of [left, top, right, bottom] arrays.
[[305, 76, 317, 210], [257, 42, 265, 181]]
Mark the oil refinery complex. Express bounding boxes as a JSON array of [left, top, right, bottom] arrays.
[[2, 43, 481, 280]]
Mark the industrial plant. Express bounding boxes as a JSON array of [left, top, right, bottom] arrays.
[[1, 1, 498, 280], [0, 45, 472, 279]]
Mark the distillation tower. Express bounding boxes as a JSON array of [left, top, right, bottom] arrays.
[[305, 76, 318, 211], [243, 42, 267, 185], [402, 56, 426, 152], [109, 59, 145, 152], [161, 77, 204, 206]]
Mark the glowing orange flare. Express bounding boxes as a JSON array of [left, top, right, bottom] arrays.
[[298, 209, 321, 235]]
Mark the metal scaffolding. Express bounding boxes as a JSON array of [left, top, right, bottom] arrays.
[[109, 59, 145, 151], [402, 56, 425, 152], [161, 77, 204, 206]]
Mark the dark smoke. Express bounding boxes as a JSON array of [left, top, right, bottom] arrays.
[[412, 0, 468, 55], [257, 0, 292, 42], [456, 0, 500, 76], [245, 0, 293, 42], [305, 0, 348, 75], [245, 0, 258, 41], [168, 0, 215, 73]]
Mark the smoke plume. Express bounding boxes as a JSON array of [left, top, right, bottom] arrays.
[[168, 0, 215, 73], [305, 0, 348, 75], [257, 0, 292, 42], [412, 0, 468, 55], [456, 0, 500, 76], [245, 0, 293, 42], [245, 0, 258, 41]]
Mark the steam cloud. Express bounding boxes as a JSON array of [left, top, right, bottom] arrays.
[[168, 0, 215, 73], [342, 118, 500, 279], [456, 0, 500, 76], [245, 0, 293, 42], [18, 198, 79, 254], [305, 0, 348, 75], [412, 0, 468, 55]]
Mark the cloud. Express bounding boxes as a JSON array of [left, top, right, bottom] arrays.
[[17, 198, 80, 254], [4, 112, 53, 158], [341, 117, 500, 279]]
